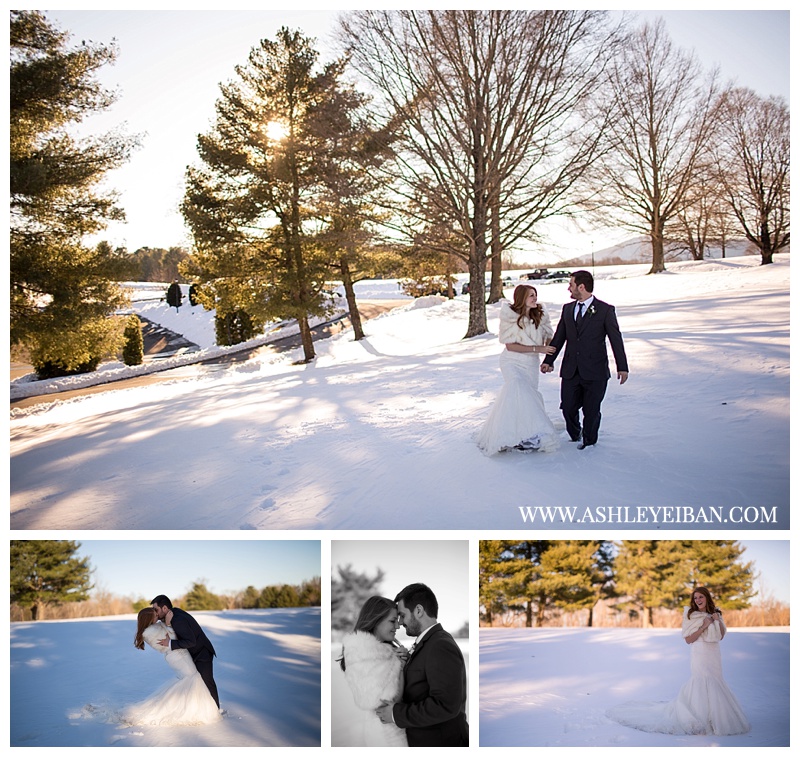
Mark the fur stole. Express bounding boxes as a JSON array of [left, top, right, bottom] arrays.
[[682, 606, 725, 642], [143, 622, 176, 654], [498, 299, 553, 346], [341, 631, 404, 711]]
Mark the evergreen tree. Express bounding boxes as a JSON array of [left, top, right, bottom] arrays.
[[679, 540, 756, 609], [122, 314, 144, 366], [241, 585, 261, 609], [298, 576, 322, 607], [182, 581, 225, 611], [10, 11, 137, 375], [536, 540, 615, 626], [331, 564, 384, 632], [479, 541, 552, 627], [10, 540, 93, 620], [182, 28, 360, 362]]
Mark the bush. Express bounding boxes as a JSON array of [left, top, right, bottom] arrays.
[[122, 314, 144, 366], [215, 309, 257, 346], [31, 317, 122, 379]]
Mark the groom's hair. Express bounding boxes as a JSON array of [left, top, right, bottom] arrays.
[[572, 269, 594, 292], [395, 583, 438, 619], [150, 594, 173, 610]]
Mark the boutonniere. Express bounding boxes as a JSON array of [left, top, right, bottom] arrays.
[[587, 305, 596, 317]]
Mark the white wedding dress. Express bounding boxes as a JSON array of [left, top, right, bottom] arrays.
[[476, 300, 558, 455], [121, 622, 221, 727], [607, 609, 750, 736]]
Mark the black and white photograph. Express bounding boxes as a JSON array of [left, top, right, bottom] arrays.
[[479, 539, 789, 747], [10, 540, 321, 747], [331, 540, 470, 747]]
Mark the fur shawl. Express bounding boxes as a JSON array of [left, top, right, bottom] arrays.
[[498, 299, 554, 346], [682, 606, 725, 642], [341, 631, 405, 711], [143, 622, 176, 655]]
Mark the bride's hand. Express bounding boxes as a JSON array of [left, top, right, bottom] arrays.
[[541, 345, 556, 355]]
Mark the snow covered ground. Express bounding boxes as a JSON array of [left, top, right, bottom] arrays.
[[9, 255, 789, 530], [10, 607, 321, 747], [479, 626, 789, 747]]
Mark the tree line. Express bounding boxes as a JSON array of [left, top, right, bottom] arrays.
[[479, 540, 773, 629], [10, 540, 320, 622], [10, 10, 789, 376], [331, 563, 468, 638]]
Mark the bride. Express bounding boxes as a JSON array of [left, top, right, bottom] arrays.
[[121, 607, 221, 726], [338, 596, 409, 747], [607, 587, 750, 736], [476, 284, 558, 455]]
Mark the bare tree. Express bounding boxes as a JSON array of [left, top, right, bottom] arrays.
[[588, 19, 722, 273], [714, 88, 789, 265], [340, 10, 621, 337]]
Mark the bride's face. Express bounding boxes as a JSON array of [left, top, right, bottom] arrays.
[[374, 608, 400, 643], [693, 591, 707, 611]]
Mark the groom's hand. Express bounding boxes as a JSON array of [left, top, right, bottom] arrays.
[[540, 363, 553, 374], [376, 702, 394, 724], [157, 638, 170, 647], [617, 371, 628, 385]]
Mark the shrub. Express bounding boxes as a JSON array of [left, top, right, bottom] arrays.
[[215, 309, 257, 346], [122, 314, 144, 366]]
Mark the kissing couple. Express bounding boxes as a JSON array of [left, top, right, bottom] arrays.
[[122, 595, 222, 726], [338, 582, 469, 747]]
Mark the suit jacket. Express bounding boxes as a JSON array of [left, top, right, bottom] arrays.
[[392, 624, 469, 747], [168, 607, 216, 662], [543, 297, 628, 381]]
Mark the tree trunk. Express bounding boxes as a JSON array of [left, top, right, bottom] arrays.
[[340, 257, 365, 340], [297, 315, 315, 363], [759, 220, 774, 264], [648, 226, 666, 273], [465, 249, 489, 337], [487, 198, 504, 303]]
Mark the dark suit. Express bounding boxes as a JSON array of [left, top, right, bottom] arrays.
[[169, 607, 219, 708], [392, 624, 468, 747], [543, 297, 628, 446]]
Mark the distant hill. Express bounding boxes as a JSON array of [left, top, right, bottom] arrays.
[[560, 235, 759, 267]]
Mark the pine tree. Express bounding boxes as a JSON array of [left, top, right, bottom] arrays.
[[183, 581, 224, 611], [10, 540, 93, 620], [536, 541, 615, 626], [331, 564, 385, 632], [182, 28, 360, 362], [680, 540, 756, 609], [10, 11, 137, 375], [122, 314, 144, 366]]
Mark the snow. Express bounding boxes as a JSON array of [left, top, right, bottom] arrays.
[[479, 626, 788, 747], [10, 607, 321, 747], [10, 255, 789, 530]]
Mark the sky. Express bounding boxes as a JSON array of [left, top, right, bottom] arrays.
[[36, 7, 791, 257], [75, 539, 320, 598], [331, 540, 470, 634]]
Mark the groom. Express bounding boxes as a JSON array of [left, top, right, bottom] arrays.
[[376, 583, 468, 747], [151, 594, 220, 709], [541, 270, 628, 449]]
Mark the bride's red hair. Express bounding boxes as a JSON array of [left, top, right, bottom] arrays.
[[688, 586, 719, 617], [510, 285, 544, 329], [134, 607, 157, 650]]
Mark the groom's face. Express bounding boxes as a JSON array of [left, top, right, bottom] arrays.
[[152, 603, 167, 620], [397, 600, 423, 637]]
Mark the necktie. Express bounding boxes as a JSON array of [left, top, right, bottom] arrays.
[[576, 302, 585, 326]]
